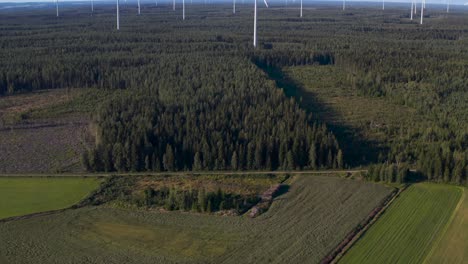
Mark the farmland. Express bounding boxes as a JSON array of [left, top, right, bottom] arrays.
[[0, 177, 102, 219], [426, 187, 467, 264], [0, 175, 392, 263], [340, 183, 463, 264]]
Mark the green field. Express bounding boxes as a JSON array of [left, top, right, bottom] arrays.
[[0, 177, 102, 219], [427, 187, 467, 264], [340, 183, 463, 264], [0, 175, 392, 263]]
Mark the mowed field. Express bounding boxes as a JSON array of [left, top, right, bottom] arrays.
[[0, 177, 102, 219], [340, 183, 463, 264], [427, 187, 467, 264], [0, 175, 392, 264]]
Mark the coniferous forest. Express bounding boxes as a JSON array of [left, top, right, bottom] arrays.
[[0, 3, 467, 184]]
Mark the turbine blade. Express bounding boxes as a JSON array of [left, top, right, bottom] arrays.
[[263, 0, 269, 8]]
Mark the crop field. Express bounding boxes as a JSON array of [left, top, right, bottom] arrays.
[[0, 175, 392, 263], [426, 187, 467, 264], [340, 183, 463, 264], [0, 89, 113, 173], [0, 177, 102, 219]]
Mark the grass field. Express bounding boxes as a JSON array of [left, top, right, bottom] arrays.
[[0, 177, 102, 219], [426, 187, 467, 264], [0, 175, 392, 263], [340, 183, 463, 264]]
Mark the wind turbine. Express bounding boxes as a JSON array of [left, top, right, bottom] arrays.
[[343, 0, 345, 11], [382, 0, 385, 10], [138, 0, 141, 15], [117, 0, 120, 30], [300, 0, 302, 17], [446, 0, 450, 13], [173, 0, 176, 11], [253, 0, 269, 47], [55, 0, 59, 17], [410, 0, 413, 20], [420, 0, 424, 24], [233, 0, 236, 14], [183, 0, 185, 19]]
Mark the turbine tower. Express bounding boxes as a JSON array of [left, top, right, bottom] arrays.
[[56, 0, 59, 17], [138, 0, 141, 15], [410, 0, 413, 20], [233, 0, 236, 14], [183, 0, 185, 19], [382, 0, 385, 10], [420, 0, 424, 24], [300, 0, 303, 17], [343, 0, 345, 11], [91, 0, 94, 13], [117, 0, 120, 30], [173, 0, 176, 11], [253, 0, 269, 47], [447, 0, 450, 13]]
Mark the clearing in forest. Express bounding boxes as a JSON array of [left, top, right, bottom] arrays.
[[340, 183, 463, 264]]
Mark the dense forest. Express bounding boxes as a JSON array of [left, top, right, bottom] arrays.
[[0, 4, 466, 183]]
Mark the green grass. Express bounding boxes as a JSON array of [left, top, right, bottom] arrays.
[[340, 183, 463, 264], [426, 187, 467, 264], [0, 175, 392, 263], [0, 177, 102, 219]]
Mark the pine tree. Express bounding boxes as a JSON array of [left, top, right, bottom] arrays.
[[163, 144, 175, 171], [193, 152, 203, 171], [309, 144, 317, 170], [337, 149, 344, 169], [231, 151, 238, 170]]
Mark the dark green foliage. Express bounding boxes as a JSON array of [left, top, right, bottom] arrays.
[[367, 163, 410, 184]]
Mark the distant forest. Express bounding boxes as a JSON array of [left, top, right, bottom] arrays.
[[0, 5, 466, 184]]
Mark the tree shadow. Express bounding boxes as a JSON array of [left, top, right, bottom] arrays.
[[258, 65, 386, 167]]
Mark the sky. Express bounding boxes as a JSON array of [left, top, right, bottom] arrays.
[[0, 0, 467, 3]]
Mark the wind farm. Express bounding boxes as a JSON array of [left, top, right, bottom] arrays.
[[0, 1, 467, 264]]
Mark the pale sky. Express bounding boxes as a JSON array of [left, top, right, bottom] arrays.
[[0, 0, 466, 3]]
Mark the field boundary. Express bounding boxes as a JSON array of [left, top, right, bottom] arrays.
[[422, 186, 465, 264], [0, 169, 366, 178], [0, 179, 108, 223], [322, 184, 408, 264]]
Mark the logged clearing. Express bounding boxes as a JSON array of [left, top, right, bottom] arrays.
[[340, 183, 463, 264], [426, 187, 467, 264], [0, 177, 102, 219], [0, 175, 392, 263]]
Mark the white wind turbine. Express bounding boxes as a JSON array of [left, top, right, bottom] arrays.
[[410, 0, 413, 20], [300, 0, 303, 17], [173, 0, 176, 11], [446, 0, 450, 13], [233, 0, 236, 14], [383, 0, 385, 10], [55, 0, 59, 17], [117, 0, 120, 30], [138, 0, 141, 14], [253, 0, 269, 47], [183, 0, 185, 19], [420, 0, 424, 24]]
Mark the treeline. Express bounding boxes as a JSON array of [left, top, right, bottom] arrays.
[[366, 163, 410, 184], [82, 56, 343, 172], [137, 187, 259, 213]]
